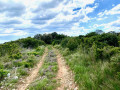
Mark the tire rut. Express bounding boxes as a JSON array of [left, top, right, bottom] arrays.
[[17, 48, 48, 90], [55, 49, 78, 90]]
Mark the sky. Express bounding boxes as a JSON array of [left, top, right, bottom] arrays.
[[0, 0, 120, 43]]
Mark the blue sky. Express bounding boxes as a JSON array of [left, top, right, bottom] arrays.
[[0, 0, 120, 43]]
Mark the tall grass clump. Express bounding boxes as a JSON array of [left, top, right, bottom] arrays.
[[56, 44, 120, 89]]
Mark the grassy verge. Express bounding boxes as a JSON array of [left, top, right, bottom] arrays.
[[28, 47, 59, 90], [55, 45, 120, 90], [0, 46, 45, 89]]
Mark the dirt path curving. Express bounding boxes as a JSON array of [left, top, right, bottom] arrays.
[[55, 49, 78, 90], [17, 48, 48, 90]]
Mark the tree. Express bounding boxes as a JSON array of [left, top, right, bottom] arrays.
[[34, 34, 42, 40], [86, 32, 98, 37], [99, 33, 119, 47], [22, 37, 45, 48], [67, 38, 79, 51], [51, 32, 58, 39]]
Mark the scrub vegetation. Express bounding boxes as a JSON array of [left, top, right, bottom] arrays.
[[0, 38, 45, 89], [0, 31, 120, 90], [55, 31, 120, 89]]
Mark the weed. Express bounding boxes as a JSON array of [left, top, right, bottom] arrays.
[[18, 68, 28, 76]]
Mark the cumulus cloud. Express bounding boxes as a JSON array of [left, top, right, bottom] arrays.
[[33, 0, 64, 13], [73, 0, 95, 7], [98, 4, 120, 17], [0, 19, 22, 25], [0, 1, 26, 17], [92, 18, 120, 33], [26, 0, 97, 34], [0, 28, 28, 36]]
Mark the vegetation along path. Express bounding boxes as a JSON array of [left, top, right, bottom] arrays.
[[55, 49, 78, 90], [17, 48, 48, 90]]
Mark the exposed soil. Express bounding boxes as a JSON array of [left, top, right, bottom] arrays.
[[16, 48, 77, 90], [17, 48, 47, 90], [55, 49, 78, 90]]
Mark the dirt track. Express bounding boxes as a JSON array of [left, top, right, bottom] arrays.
[[17, 48, 47, 90], [17, 48, 78, 90], [55, 49, 78, 90]]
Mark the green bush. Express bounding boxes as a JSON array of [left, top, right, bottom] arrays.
[[54, 45, 62, 49], [24, 62, 33, 68], [36, 46, 41, 51], [99, 33, 119, 47], [61, 38, 79, 50], [27, 52, 39, 56], [110, 47, 120, 56], [111, 55, 120, 71], [62, 48, 70, 56], [9, 52, 22, 59], [0, 63, 4, 69], [52, 40, 61, 45], [61, 38, 69, 47], [94, 46, 120, 61], [13, 60, 23, 67], [67, 38, 79, 51], [118, 41, 120, 47], [21, 37, 45, 48], [24, 56, 37, 68], [0, 43, 20, 57], [0, 69, 8, 80]]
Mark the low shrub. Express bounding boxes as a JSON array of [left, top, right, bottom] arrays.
[[9, 52, 22, 59], [13, 60, 23, 67], [61, 38, 79, 50], [54, 45, 62, 49], [67, 38, 79, 51], [0, 69, 8, 80], [24, 62, 33, 68], [27, 52, 39, 56], [36, 46, 41, 51], [0, 43, 20, 57], [21, 37, 45, 48], [0, 63, 4, 69], [18, 68, 28, 76], [24, 56, 37, 68], [52, 40, 61, 45], [61, 38, 69, 48]]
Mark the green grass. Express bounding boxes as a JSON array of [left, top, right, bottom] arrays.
[[28, 48, 59, 90], [55, 45, 120, 90], [0, 46, 45, 89]]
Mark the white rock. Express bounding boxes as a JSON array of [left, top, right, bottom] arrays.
[[7, 73, 11, 78], [14, 76, 18, 79], [74, 87, 78, 90], [22, 81, 25, 83]]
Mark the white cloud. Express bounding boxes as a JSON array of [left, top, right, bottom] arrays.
[[0, 0, 96, 38], [92, 18, 120, 33], [0, 28, 28, 36], [98, 4, 120, 17], [106, 4, 120, 15], [0, 40, 10, 44], [97, 16, 108, 21], [73, 0, 95, 7]]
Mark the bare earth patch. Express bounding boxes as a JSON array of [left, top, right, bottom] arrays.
[[17, 48, 47, 90], [55, 49, 78, 90]]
